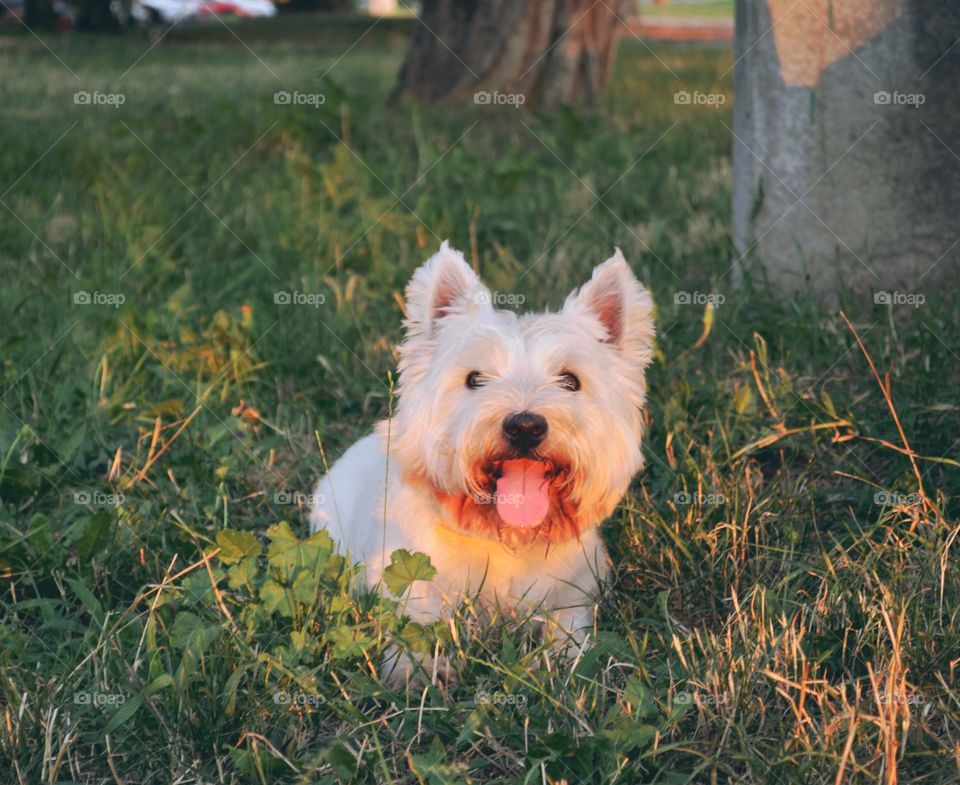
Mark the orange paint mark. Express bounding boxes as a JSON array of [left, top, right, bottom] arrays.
[[767, 0, 906, 87]]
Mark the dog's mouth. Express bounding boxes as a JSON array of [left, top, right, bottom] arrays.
[[480, 458, 564, 529]]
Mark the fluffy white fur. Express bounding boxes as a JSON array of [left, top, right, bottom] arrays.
[[310, 242, 654, 681]]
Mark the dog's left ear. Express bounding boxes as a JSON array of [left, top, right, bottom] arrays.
[[404, 241, 491, 340], [564, 248, 655, 367]]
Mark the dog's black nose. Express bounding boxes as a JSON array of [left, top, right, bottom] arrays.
[[503, 412, 548, 451]]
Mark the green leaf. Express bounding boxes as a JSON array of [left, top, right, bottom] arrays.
[[171, 612, 221, 693], [265, 521, 333, 581], [528, 733, 613, 780], [226, 555, 259, 590], [259, 568, 319, 619], [290, 568, 320, 606], [104, 694, 142, 734], [214, 529, 260, 564], [181, 567, 225, 605], [400, 621, 436, 654], [222, 664, 249, 717], [623, 676, 658, 718], [227, 745, 284, 776], [260, 579, 292, 617], [77, 511, 112, 561], [409, 736, 468, 785], [326, 624, 373, 659], [732, 383, 755, 416], [600, 718, 657, 754], [66, 577, 103, 625], [170, 611, 205, 648], [23, 513, 53, 554], [382, 549, 436, 596], [146, 674, 174, 695], [326, 743, 358, 780], [289, 629, 309, 655], [822, 390, 837, 418]]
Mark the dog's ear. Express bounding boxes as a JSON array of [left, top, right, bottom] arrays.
[[404, 241, 490, 338], [564, 248, 655, 367]]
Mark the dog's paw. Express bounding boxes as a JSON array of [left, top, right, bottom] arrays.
[[543, 609, 594, 666], [382, 645, 457, 689]]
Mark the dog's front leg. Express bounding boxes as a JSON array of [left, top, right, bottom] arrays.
[[380, 583, 457, 688], [547, 603, 597, 661], [381, 643, 457, 688]]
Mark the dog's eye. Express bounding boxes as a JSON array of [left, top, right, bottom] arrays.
[[465, 371, 485, 390], [558, 371, 581, 391]]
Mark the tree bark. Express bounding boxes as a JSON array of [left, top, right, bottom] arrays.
[[392, 0, 629, 109], [280, 0, 354, 12]]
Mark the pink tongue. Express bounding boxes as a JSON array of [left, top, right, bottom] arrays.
[[495, 459, 550, 528]]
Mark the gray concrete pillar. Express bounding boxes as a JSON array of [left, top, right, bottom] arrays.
[[732, 0, 960, 295]]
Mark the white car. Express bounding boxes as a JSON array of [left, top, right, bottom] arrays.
[[131, 0, 276, 24]]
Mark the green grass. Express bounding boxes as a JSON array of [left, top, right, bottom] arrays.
[[638, 2, 733, 19], [1, 16, 959, 785]]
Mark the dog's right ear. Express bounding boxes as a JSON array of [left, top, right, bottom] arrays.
[[564, 248, 655, 370], [404, 241, 490, 339]]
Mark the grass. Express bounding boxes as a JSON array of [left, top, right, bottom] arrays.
[[637, 2, 734, 19], [1, 15, 959, 785]]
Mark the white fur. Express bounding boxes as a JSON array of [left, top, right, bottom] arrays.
[[311, 242, 655, 677]]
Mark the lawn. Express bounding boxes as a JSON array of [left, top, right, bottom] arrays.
[[637, 2, 733, 19], [1, 15, 958, 785]]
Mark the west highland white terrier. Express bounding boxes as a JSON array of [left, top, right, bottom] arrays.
[[310, 242, 655, 682]]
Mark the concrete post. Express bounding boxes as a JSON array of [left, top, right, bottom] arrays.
[[732, 0, 960, 296]]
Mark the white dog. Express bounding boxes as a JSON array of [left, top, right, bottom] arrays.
[[310, 242, 654, 681]]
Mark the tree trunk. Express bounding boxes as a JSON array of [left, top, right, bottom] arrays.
[[25, 0, 58, 30], [75, 0, 125, 31], [392, 0, 629, 109], [732, 0, 960, 296], [280, 0, 353, 12]]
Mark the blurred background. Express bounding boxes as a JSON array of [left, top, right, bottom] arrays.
[[0, 0, 732, 34]]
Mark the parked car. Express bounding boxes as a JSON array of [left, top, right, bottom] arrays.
[[130, 0, 276, 24]]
